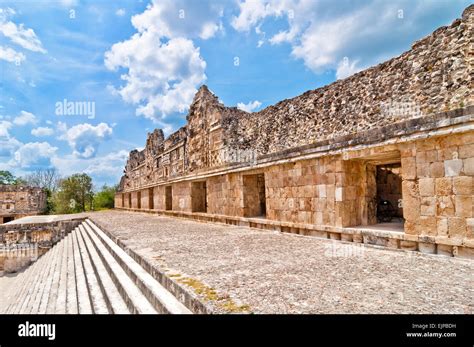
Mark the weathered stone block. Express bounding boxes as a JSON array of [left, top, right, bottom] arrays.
[[420, 197, 436, 216], [418, 242, 436, 254], [435, 177, 452, 195], [437, 217, 449, 235], [444, 159, 463, 177], [437, 196, 455, 216], [400, 240, 417, 251], [437, 244, 453, 257], [448, 217, 467, 237], [430, 162, 445, 178], [453, 176, 473, 195], [419, 178, 435, 197], [463, 158, 474, 176], [401, 157, 417, 179], [455, 196, 472, 217]]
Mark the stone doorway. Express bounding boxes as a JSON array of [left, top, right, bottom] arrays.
[[375, 163, 403, 223], [191, 181, 207, 213], [243, 173, 266, 218], [148, 188, 154, 210], [128, 193, 132, 208], [137, 191, 141, 209], [165, 186, 172, 211], [2, 216, 14, 224]]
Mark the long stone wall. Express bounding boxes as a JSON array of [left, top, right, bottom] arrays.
[[115, 6, 474, 256]]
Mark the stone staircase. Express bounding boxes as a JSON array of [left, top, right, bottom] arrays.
[[1, 219, 191, 314]]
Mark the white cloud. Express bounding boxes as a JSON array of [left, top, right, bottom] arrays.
[[0, 120, 12, 137], [31, 126, 54, 137], [131, 0, 224, 40], [0, 10, 47, 53], [104, 0, 230, 124], [0, 120, 21, 158], [59, 122, 113, 159], [336, 58, 362, 80], [0, 45, 25, 63], [51, 150, 129, 185], [237, 100, 262, 113], [232, 0, 445, 75], [105, 29, 206, 122], [116, 8, 126, 17], [14, 111, 37, 126], [13, 142, 57, 169]]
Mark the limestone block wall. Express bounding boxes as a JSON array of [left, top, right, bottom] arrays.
[[172, 182, 192, 212], [401, 132, 474, 238], [153, 186, 166, 210], [115, 194, 123, 208], [131, 191, 140, 209], [207, 173, 243, 217], [140, 188, 151, 210]]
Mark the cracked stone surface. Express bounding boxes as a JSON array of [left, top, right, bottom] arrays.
[[89, 210, 474, 314]]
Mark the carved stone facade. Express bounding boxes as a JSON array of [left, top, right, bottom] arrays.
[[0, 185, 47, 224], [116, 6, 474, 257]]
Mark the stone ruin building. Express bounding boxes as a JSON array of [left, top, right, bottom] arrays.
[[0, 185, 47, 224], [115, 6, 474, 258]]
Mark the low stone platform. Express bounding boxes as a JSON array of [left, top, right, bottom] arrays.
[[88, 210, 474, 314]]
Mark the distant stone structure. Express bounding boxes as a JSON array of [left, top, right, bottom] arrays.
[[0, 185, 47, 224], [116, 6, 474, 257]]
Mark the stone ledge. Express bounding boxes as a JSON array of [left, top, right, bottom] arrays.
[[115, 207, 474, 259]]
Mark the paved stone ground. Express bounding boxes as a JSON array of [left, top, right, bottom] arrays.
[[88, 210, 474, 314]]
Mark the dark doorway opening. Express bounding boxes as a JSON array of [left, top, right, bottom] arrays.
[[128, 193, 132, 208], [148, 188, 154, 209], [3, 216, 14, 223], [191, 181, 207, 213], [243, 173, 266, 218], [137, 191, 141, 209], [165, 186, 173, 210], [375, 163, 403, 223]]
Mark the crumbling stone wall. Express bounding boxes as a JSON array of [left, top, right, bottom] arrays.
[[0, 185, 47, 223], [115, 6, 474, 247], [118, 6, 473, 194]]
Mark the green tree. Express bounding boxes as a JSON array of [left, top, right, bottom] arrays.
[[0, 171, 22, 185], [53, 173, 94, 213], [93, 185, 117, 210]]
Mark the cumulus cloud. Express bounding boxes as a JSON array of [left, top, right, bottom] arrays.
[[31, 126, 54, 137], [104, 0, 225, 123], [0, 45, 25, 63], [59, 122, 113, 159], [13, 142, 57, 170], [237, 100, 262, 112], [0, 120, 21, 158], [0, 8, 47, 54], [232, 0, 455, 75], [0, 120, 12, 137], [14, 111, 37, 126], [51, 150, 129, 186], [131, 0, 224, 39]]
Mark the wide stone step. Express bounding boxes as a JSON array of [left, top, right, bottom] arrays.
[[75, 225, 109, 314], [81, 221, 157, 314], [77, 225, 129, 314], [2, 219, 191, 314], [84, 219, 191, 314]]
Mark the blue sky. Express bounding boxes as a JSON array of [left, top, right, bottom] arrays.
[[0, 0, 470, 188]]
